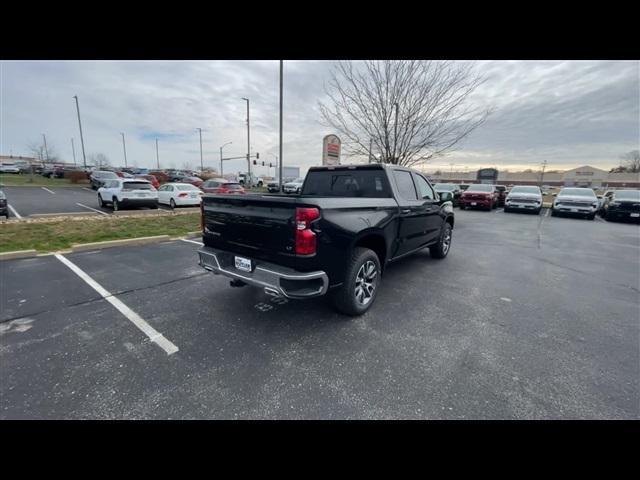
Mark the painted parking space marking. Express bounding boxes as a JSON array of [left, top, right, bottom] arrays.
[[8, 204, 22, 219], [594, 215, 605, 223], [76, 203, 109, 215], [82, 187, 94, 192], [54, 253, 179, 355], [41, 187, 55, 194], [181, 238, 203, 245]]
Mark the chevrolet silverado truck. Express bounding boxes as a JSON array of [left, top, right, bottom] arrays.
[[197, 164, 455, 316]]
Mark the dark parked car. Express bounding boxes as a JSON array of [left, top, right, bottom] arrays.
[[267, 181, 281, 193], [90, 170, 120, 189], [601, 190, 640, 222], [433, 183, 462, 206], [0, 190, 8, 218], [458, 184, 499, 210], [494, 185, 507, 207], [197, 164, 455, 316], [174, 175, 204, 188]]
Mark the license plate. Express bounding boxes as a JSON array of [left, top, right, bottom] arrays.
[[471, 202, 477, 206], [136, 192, 147, 197], [631, 213, 639, 218], [190, 193, 197, 198], [234, 256, 252, 272]]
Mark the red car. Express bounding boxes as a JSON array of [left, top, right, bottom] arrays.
[[201, 178, 245, 194], [177, 176, 204, 188], [459, 184, 499, 210], [135, 174, 160, 189]]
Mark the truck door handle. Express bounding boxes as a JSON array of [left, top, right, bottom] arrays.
[[401, 208, 411, 214]]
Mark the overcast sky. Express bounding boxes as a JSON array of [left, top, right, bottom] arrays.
[[1, 60, 638, 175]]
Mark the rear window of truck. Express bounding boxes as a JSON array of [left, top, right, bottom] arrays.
[[302, 170, 391, 198]]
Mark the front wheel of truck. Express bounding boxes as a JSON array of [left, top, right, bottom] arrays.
[[332, 247, 381, 316]]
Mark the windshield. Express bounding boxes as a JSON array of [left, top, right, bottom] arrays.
[[559, 188, 596, 197], [96, 171, 118, 179], [434, 184, 457, 191], [302, 170, 391, 197], [176, 184, 199, 191], [614, 190, 640, 200], [122, 181, 152, 190], [466, 184, 493, 192], [510, 186, 541, 194]]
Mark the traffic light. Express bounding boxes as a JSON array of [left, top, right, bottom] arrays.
[[256, 152, 259, 159], [269, 163, 273, 168], [253, 160, 257, 165], [262, 161, 265, 166]]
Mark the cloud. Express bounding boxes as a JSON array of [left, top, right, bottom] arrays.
[[1, 60, 638, 175]]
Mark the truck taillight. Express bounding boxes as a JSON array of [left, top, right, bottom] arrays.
[[200, 201, 205, 231], [295, 207, 320, 255]]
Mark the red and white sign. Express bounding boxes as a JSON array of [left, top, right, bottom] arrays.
[[322, 135, 341, 166]]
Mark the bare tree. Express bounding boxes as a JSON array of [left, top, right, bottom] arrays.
[[87, 153, 111, 169], [319, 61, 491, 167], [27, 140, 59, 163], [620, 150, 640, 173], [182, 161, 194, 171]]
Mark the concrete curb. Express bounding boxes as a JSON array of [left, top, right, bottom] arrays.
[[542, 202, 552, 208], [0, 250, 38, 261], [71, 235, 171, 252], [30, 212, 99, 218], [184, 230, 202, 238]]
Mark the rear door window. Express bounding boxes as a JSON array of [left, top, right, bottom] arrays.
[[412, 173, 435, 200], [393, 170, 418, 201]]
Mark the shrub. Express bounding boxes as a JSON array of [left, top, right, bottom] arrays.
[[65, 171, 89, 183]]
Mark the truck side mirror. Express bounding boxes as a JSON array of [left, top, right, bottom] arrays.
[[439, 191, 453, 202]]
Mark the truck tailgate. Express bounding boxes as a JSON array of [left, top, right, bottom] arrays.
[[202, 194, 298, 268]]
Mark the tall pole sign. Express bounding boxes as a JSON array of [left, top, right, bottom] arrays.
[[322, 134, 341, 166]]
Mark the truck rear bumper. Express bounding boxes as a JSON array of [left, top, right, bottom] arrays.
[[197, 246, 329, 299]]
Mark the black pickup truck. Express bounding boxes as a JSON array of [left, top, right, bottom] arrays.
[[197, 164, 455, 315]]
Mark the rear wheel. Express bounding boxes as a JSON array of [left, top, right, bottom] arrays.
[[112, 197, 120, 211], [332, 247, 381, 316], [430, 222, 452, 259], [459, 205, 465, 210], [170, 198, 176, 209]]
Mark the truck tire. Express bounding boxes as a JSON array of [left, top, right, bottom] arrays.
[[332, 247, 381, 316], [430, 222, 452, 259]]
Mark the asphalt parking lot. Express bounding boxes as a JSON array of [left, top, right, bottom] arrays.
[[0, 186, 179, 218], [1, 208, 638, 419]]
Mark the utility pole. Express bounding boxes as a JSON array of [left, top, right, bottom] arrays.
[[279, 60, 284, 190], [155, 138, 160, 169], [121, 133, 128, 168], [540, 160, 547, 186], [71, 138, 77, 165], [196, 128, 203, 171], [219, 141, 232, 176], [73, 96, 87, 169], [241, 97, 251, 183], [42, 134, 49, 161]]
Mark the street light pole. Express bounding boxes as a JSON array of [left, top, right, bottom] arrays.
[[155, 138, 160, 169], [540, 160, 547, 186], [241, 97, 251, 183], [196, 128, 203, 171], [71, 138, 76, 165], [393, 102, 399, 163], [73, 96, 87, 169], [42, 134, 49, 162], [121, 132, 128, 168], [219, 141, 232, 176], [279, 60, 284, 190]]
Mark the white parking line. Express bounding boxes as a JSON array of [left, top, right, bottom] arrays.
[[41, 187, 55, 194], [545, 208, 550, 217], [494, 208, 503, 213], [82, 187, 94, 192], [594, 215, 605, 223], [76, 203, 109, 215], [54, 254, 179, 355], [8, 204, 22, 219], [181, 238, 203, 246]]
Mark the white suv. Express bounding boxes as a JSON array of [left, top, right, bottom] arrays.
[[98, 178, 158, 211]]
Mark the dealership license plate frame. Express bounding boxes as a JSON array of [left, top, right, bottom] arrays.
[[234, 256, 253, 272]]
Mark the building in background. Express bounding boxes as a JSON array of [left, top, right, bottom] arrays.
[[427, 165, 639, 188]]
